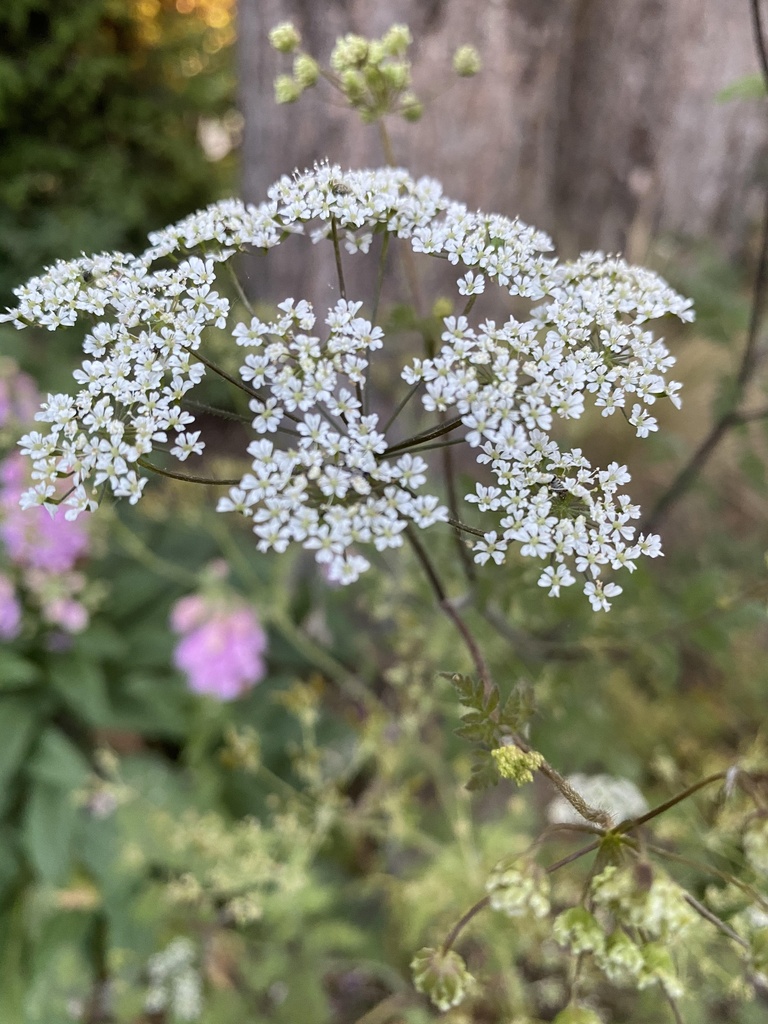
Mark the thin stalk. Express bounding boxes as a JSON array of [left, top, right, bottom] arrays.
[[181, 398, 251, 424], [442, 837, 603, 953], [382, 415, 464, 458], [404, 524, 492, 691], [535, 760, 612, 830], [615, 771, 726, 834], [382, 380, 421, 434], [330, 216, 347, 301], [400, 436, 467, 455], [227, 260, 255, 316], [371, 230, 390, 325], [188, 347, 260, 401], [683, 892, 748, 948], [137, 458, 241, 487], [441, 433, 477, 583]]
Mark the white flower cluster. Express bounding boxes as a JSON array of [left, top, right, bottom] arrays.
[[1, 163, 692, 604], [145, 937, 202, 1021]]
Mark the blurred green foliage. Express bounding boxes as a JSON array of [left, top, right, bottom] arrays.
[[0, 0, 236, 305], [2, 9, 768, 1024]]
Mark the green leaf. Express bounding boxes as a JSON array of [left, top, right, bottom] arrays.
[[27, 727, 90, 789], [0, 695, 41, 789], [500, 679, 537, 732], [47, 652, 112, 726], [0, 650, 40, 690], [21, 780, 79, 883], [465, 749, 500, 791]]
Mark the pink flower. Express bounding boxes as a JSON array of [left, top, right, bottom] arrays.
[[0, 574, 22, 640], [0, 454, 90, 573], [170, 594, 267, 700]]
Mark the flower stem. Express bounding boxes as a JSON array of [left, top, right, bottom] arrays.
[[330, 215, 347, 300]]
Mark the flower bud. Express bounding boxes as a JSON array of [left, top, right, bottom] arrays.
[[400, 92, 423, 122], [453, 45, 481, 77], [293, 54, 319, 89], [485, 858, 550, 918], [269, 22, 301, 54], [491, 744, 543, 785], [381, 24, 412, 57], [411, 947, 474, 1011], [553, 906, 606, 955], [274, 74, 302, 105], [331, 34, 369, 71]]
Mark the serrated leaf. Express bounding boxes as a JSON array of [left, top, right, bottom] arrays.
[[501, 680, 536, 732], [465, 749, 500, 792], [455, 721, 495, 744]]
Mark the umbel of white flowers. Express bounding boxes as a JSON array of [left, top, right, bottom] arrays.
[[1, 163, 693, 609]]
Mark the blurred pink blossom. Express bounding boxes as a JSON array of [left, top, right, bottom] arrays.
[[0, 454, 90, 573], [170, 593, 267, 700], [0, 573, 22, 640]]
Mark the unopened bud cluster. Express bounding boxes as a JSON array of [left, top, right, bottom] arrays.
[[411, 946, 476, 1011], [269, 22, 479, 123], [553, 865, 697, 997], [485, 857, 551, 918]]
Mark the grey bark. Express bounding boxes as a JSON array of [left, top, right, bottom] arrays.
[[237, 0, 768, 301]]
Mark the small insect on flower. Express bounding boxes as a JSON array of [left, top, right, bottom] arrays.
[[330, 179, 353, 195]]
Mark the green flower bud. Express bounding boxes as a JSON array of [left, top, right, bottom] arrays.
[[552, 1007, 604, 1024], [411, 947, 475, 1011], [273, 74, 302, 105], [331, 34, 369, 71], [381, 24, 412, 57], [367, 41, 386, 67], [293, 54, 319, 89], [269, 22, 301, 54], [485, 858, 550, 918], [596, 930, 645, 985], [453, 44, 481, 77], [553, 906, 606, 955], [340, 69, 367, 105], [491, 745, 544, 785], [381, 61, 411, 92], [639, 942, 684, 998], [400, 92, 423, 122]]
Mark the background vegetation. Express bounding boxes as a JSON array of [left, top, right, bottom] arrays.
[[1, 3, 768, 1023]]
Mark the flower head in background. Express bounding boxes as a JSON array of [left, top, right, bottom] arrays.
[[548, 773, 648, 827], [170, 569, 267, 700]]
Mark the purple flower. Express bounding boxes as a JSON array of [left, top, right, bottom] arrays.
[[0, 454, 90, 573], [0, 573, 22, 640], [170, 593, 267, 700]]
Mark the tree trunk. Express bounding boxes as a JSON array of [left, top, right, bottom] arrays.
[[237, 0, 768, 301]]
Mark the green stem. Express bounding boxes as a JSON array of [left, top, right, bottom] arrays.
[[371, 230, 390, 325], [227, 259, 255, 316], [382, 415, 464, 457], [330, 215, 347, 301], [404, 525, 492, 692], [137, 458, 241, 487], [382, 380, 421, 434], [615, 772, 727, 834]]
